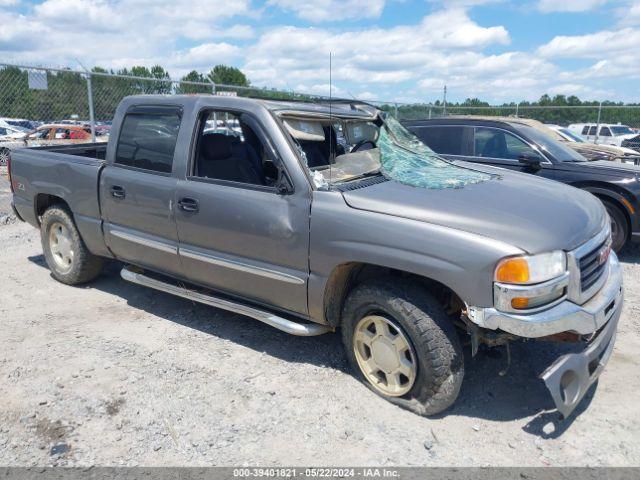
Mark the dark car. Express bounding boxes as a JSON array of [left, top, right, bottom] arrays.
[[622, 134, 640, 153], [404, 116, 640, 251]]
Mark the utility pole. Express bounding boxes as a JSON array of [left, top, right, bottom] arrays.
[[85, 73, 96, 143], [595, 101, 602, 144], [443, 85, 447, 116]]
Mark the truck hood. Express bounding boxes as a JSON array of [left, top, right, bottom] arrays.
[[342, 165, 606, 253]]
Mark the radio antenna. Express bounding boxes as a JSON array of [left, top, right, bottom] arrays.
[[329, 52, 333, 187]]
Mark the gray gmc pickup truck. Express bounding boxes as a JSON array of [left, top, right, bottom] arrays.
[[9, 95, 623, 417]]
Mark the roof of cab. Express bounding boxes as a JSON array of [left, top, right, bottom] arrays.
[[120, 94, 378, 118]]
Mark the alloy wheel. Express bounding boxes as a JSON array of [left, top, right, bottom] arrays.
[[353, 314, 417, 397]]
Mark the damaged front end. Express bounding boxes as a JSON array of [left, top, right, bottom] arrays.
[[540, 307, 620, 418], [464, 238, 623, 418]]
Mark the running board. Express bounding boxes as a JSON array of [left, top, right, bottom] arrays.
[[120, 267, 332, 336]]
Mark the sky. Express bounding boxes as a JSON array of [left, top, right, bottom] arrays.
[[0, 0, 639, 104]]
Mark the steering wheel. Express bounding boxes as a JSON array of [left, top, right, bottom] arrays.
[[350, 139, 376, 153]]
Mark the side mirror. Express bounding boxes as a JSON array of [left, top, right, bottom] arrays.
[[276, 171, 294, 195], [518, 153, 542, 170]]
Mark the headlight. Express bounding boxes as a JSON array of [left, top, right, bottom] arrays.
[[494, 251, 568, 312], [495, 251, 566, 285]]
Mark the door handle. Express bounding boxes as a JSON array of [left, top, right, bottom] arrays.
[[178, 197, 199, 213], [110, 185, 125, 199]]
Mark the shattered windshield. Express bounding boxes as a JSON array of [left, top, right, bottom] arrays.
[[282, 112, 492, 189]]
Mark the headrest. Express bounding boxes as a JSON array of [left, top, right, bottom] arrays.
[[200, 133, 233, 161], [344, 122, 379, 145], [283, 118, 325, 141]]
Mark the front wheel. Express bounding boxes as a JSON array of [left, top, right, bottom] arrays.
[[342, 278, 464, 416], [602, 200, 628, 253]]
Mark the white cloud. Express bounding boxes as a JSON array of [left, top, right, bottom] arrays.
[[616, 1, 640, 26], [0, 0, 635, 103], [537, 0, 610, 13], [0, 0, 253, 72], [269, 0, 385, 22], [243, 8, 509, 90], [428, 0, 503, 6], [537, 27, 640, 58]]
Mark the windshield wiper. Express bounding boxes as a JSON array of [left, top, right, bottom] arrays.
[[341, 169, 383, 183]]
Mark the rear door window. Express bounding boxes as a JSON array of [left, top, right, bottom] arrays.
[[115, 107, 182, 173], [411, 126, 473, 155], [588, 126, 597, 135]]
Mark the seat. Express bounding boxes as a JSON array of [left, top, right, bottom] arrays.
[[198, 133, 263, 185], [481, 132, 508, 158]]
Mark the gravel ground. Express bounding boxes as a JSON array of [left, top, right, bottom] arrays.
[[1, 171, 639, 467]]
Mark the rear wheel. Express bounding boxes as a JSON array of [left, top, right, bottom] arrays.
[[41, 206, 103, 284], [0, 147, 9, 166], [602, 200, 628, 253], [342, 278, 464, 416]]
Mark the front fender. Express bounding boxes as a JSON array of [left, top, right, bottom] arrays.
[[308, 192, 522, 323]]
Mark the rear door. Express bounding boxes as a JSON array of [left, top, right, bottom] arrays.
[[100, 105, 183, 276]]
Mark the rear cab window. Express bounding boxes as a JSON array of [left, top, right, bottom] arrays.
[[115, 106, 182, 173]]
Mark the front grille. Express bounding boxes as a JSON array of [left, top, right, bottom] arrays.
[[579, 239, 608, 292]]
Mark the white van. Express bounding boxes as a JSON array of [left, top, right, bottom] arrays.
[[568, 123, 637, 147]]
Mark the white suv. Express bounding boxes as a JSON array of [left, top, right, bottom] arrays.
[[568, 123, 637, 147]]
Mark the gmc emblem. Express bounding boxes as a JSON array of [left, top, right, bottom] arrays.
[[598, 244, 612, 266]]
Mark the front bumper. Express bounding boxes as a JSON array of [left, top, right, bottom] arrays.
[[541, 300, 620, 417], [468, 252, 623, 338], [467, 252, 623, 418]]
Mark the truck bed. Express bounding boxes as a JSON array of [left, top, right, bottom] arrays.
[[10, 143, 110, 258], [27, 142, 108, 161]]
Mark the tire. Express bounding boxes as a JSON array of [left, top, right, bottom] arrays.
[[341, 278, 464, 416], [40, 205, 103, 285], [602, 200, 628, 253], [0, 147, 9, 167]]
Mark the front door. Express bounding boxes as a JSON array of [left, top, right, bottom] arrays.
[[468, 126, 555, 179], [174, 109, 310, 315], [100, 105, 183, 276]]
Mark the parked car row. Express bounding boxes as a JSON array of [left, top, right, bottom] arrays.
[[8, 95, 623, 419], [568, 123, 638, 148], [546, 124, 640, 162], [0, 117, 110, 166], [404, 116, 640, 251]]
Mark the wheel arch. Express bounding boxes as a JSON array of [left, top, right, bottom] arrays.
[[574, 183, 634, 237], [34, 193, 71, 225], [320, 262, 465, 328]]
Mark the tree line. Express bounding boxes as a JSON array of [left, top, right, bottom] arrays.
[[0, 63, 638, 126], [383, 95, 640, 127]]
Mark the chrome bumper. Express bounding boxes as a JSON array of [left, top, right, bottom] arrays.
[[541, 299, 621, 417], [468, 252, 623, 338]]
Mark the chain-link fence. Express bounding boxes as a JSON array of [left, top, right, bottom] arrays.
[[1, 62, 640, 167], [0, 62, 335, 126], [378, 103, 640, 128]]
